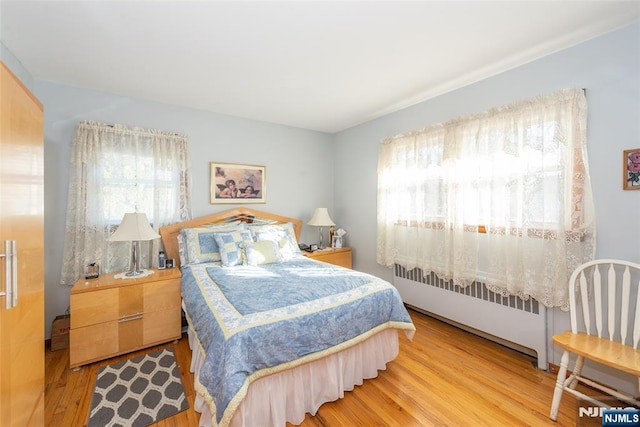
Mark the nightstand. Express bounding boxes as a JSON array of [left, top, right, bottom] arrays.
[[69, 268, 182, 368], [304, 247, 352, 269]]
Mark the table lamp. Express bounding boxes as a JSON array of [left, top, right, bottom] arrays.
[[307, 208, 335, 249], [108, 212, 160, 276]]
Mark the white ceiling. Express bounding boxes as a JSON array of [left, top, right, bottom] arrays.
[[1, 1, 639, 133]]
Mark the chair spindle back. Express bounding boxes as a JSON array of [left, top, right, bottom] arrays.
[[569, 259, 640, 349]]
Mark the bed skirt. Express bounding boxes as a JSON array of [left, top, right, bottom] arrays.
[[187, 326, 400, 427]]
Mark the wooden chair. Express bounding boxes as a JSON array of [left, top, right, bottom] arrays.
[[550, 259, 640, 420]]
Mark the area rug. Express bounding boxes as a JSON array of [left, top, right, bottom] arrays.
[[88, 347, 188, 427]]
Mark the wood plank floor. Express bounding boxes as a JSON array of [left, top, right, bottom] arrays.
[[45, 308, 587, 426]]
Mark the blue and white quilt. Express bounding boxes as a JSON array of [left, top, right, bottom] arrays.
[[181, 256, 415, 427]]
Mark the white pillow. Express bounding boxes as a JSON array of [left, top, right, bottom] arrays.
[[245, 240, 283, 265], [248, 222, 301, 260]]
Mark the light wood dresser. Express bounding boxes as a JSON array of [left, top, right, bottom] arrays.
[[303, 247, 352, 269], [69, 268, 181, 368]]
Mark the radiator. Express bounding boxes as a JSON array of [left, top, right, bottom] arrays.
[[393, 265, 548, 369]]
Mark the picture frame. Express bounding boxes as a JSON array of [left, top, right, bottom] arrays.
[[623, 148, 640, 190], [211, 162, 266, 203], [331, 235, 343, 248]]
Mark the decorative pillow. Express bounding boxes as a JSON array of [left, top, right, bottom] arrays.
[[213, 229, 254, 267], [248, 222, 301, 260], [245, 240, 283, 266], [177, 233, 186, 266], [180, 222, 247, 265]]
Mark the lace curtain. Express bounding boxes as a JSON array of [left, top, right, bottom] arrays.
[[377, 88, 595, 310], [60, 121, 192, 285]]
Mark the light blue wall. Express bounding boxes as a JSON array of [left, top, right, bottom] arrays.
[[333, 23, 640, 388], [36, 81, 335, 337]]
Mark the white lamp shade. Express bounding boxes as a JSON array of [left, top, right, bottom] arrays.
[[108, 213, 160, 242], [307, 208, 335, 227]]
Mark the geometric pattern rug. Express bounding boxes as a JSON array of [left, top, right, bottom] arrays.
[[88, 347, 188, 427]]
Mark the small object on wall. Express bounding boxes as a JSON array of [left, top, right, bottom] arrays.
[[624, 148, 640, 190], [210, 162, 266, 204], [85, 262, 99, 279]]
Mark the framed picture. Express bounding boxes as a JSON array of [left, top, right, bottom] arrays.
[[623, 148, 640, 190], [211, 162, 266, 203], [331, 235, 343, 248]]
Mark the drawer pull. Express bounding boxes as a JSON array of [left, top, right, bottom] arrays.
[[119, 312, 143, 322]]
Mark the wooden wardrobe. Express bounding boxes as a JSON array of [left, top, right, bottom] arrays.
[[0, 61, 45, 426]]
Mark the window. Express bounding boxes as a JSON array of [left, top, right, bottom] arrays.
[[100, 148, 176, 225], [377, 88, 595, 309], [60, 121, 192, 284]]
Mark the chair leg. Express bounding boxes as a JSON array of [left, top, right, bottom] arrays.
[[569, 355, 584, 389], [550, 350, 570, 421]]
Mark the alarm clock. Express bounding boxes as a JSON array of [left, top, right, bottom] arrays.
[[309, 244, 319, 252]]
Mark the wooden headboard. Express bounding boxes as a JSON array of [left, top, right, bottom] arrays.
[[159, 207, 303, 269]]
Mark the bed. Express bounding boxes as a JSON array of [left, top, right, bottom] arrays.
[[159, 208, 415, 427]]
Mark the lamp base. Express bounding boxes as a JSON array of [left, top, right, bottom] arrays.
[[125, 270, 145, 277], [318, 226, 325, 249], [115, 269, 154, 280]]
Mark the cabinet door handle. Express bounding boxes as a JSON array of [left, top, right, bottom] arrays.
[[0, 251, 7, 308], [1, 240, 14, 310], [11, 240, 17, 308], [119, 312, 143, 322]]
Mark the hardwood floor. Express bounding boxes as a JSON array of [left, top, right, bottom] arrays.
[[45, 308, 586, 426]]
